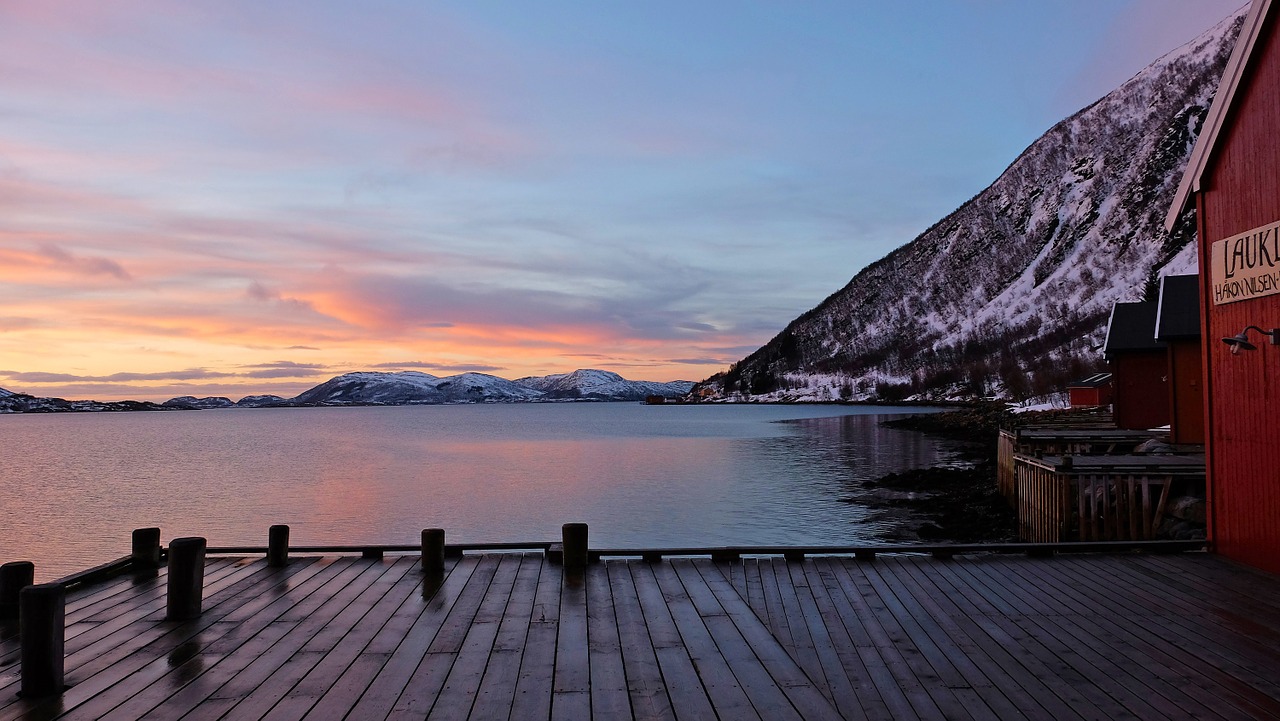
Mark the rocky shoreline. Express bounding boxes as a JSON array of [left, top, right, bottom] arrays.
[[867, 403, 1019, 543]]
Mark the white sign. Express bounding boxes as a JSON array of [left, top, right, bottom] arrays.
[[1210, 219, 1280, 305]]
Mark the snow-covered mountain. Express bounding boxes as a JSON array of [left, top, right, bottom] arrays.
[[701, 9, 1245, 403], [0, 392, 174, 414], [162, 396, 235, 409], [0, 368, 692, 413], [291, 371, 544, 405], [235, 394, 288, 407], [514, 369, 695, 401], [291, 369, 692, 405]]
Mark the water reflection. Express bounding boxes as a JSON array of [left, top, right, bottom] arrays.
[[0, 404, 954, 580]]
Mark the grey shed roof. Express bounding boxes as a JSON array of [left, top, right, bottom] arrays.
[[1068, 372, 1113, 388], [1104, 301, 1165, 355], [1156, 274, 1202, 340]]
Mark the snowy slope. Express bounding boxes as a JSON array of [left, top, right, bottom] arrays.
[[162, 396, 235, 409], [704, 9, 1244, 402], [0, 392, 175, 413], [291, 371, 544, 405], [0, 387, 11, 398], [515, 369, 695, 401], [235, 394, 288, 407], [291, 369, 692, 405]]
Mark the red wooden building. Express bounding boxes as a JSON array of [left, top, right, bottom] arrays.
[[1067, 372, 1113, 408], [1103, 301, 1170, 430], [1167, 0, 1280, 574], [1155, 274, 1205, 444]]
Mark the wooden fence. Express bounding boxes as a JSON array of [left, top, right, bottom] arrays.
[[1014, 457, 1180, 542], [1076, 473, 1172, 542], [998, 430, 1018, 504], [1015, 460, 1074, 543], [998, 426, 1169, 509]]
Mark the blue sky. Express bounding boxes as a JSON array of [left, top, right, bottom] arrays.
[[0, 0, 1247, 400]]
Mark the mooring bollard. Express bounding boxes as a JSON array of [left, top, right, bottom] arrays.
[[167, 537, 207, 621], [132, 527, 162, 568], [20, 583, 64, 697], [562, 523, 589, 570], [421, 528, 445, 573], [0, 560, 35, 621], [268, 524, 290, 567]]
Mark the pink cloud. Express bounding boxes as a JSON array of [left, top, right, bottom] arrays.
[[36, 243, 131, 280], [0, 2, 538, 171], [0, 243, 132, 284]]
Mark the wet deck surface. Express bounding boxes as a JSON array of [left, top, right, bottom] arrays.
[[2, 551, 1280, 720]]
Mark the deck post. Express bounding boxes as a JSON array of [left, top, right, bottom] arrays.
[[0, 560, 34, 621], [421, 528, 445, 572], [562, 523, 589, 569], [268, 524, 290, 567], [131, 527, 162, 568], [167, 537, 207, 621], [19, 583, 64, 697]]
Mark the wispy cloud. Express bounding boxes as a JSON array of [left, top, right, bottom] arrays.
[[0, 368, 232, 383], [36, 243, 132, 280], [3, 0, 1233, 401], [368, 361, 506, 373], [664, 358, 729, 366], [0, 317, 41, 331], [236, 360, 331, 379]]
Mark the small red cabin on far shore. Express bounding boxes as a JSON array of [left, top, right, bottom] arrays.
[[1067, 372, 1113, 408]]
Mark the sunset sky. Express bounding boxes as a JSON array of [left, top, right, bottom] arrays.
[[0, 0, 1245, 401]]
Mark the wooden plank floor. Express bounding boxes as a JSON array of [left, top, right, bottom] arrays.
[[2, 552, 1280, 719]]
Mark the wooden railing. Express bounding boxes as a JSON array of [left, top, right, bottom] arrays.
[[1076, 474, 1172, 542], [1014, 455, 1186, 543], [998, 430, 1018, 504], [1015, 460, 1074, 543], [999, 425, 1176, 510]]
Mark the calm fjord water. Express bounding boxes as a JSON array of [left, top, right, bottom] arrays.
[[0, 403, 957, 580]]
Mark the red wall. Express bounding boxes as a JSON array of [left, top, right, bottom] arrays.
[[1110, 353, 1170, 430], [1069, 386, 1111, 407], [1197, 11, 1280, 575], [1167, 340, 1205, 445]]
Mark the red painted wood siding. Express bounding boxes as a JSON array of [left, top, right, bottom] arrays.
[[1068, 386, 1110, 407], [1168, 340, 1205, 444], [1110, 353, 1170, 430], [1197, 12, 1280, 575]]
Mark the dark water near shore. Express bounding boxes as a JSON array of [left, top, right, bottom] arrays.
[[0, 403, 959, 580]]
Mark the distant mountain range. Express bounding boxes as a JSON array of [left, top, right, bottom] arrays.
[[514, 369, 695, 401], [0, 391, 175, 414], [0, 369, 694, 413], [698, 9, 1245, 403]]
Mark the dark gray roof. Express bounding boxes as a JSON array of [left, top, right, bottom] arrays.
[[1156, 274, 1201, 340], [1068, 372, 1113, 388], [1104, 301, 1165, 355]]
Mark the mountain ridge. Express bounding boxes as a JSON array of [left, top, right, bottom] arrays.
[[700, 8, 1245, 403], [0, 369, 695, 412]]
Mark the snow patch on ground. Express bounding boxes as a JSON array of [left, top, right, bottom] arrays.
[[1008, 394, 1072, 413]]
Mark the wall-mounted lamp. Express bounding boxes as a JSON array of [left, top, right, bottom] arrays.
[[1222, 325, 1280, 355]]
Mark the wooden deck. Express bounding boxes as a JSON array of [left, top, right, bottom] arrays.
[[3, 551, 1280, 720]]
